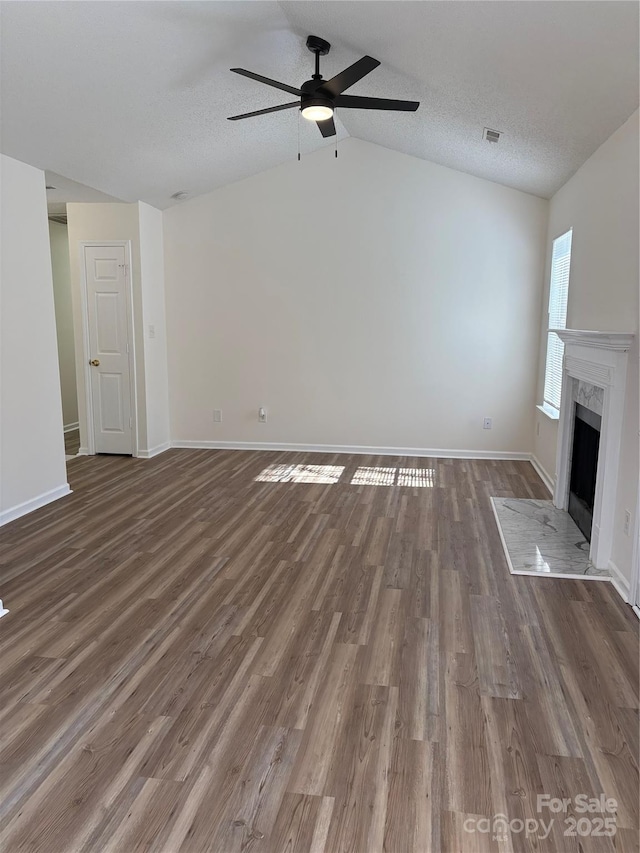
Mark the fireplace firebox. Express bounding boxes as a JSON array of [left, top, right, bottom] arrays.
[[568, 402, 601, 541]]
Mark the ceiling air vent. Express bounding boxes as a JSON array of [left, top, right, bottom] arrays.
[[483, 127, 502, 143], [48, 214, 68, 225]]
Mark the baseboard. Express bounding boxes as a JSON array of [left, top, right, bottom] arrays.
[[170, 439, 532, 461], [608, 560, 631, 604], [63, 421, 79, 433], [76, 444, 171, 459], [529, 455, 555, 495], [138, 442, 171, 459], [0, 484, 72, 527]]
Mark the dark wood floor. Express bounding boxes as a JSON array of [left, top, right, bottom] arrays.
[[0, 450, 637, 852]]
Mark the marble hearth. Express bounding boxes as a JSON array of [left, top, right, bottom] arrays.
[[490, 497, 609, 578]]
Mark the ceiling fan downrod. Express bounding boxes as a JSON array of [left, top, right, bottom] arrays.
[[306, 34, 331, 81]]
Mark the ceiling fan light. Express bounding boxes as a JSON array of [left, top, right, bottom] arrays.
[[301, 104, 334, 122]]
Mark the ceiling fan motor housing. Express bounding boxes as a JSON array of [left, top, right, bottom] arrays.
[[300, 78, 334, 114]]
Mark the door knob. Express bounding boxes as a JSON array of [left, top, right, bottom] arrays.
[[90, 358, 100, 366]]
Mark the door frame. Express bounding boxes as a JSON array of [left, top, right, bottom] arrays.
[[630, 483, 640, 617], [78, 240, 138, 457]]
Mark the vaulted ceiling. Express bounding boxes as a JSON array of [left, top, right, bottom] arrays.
[[1, 1, 638, 208]]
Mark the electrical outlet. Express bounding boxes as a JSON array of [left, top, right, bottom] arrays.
[[483, 417, 492, 430], [213, 409, 222, 423], [258, 407, 267, 423], [624, 509, 631, 536]]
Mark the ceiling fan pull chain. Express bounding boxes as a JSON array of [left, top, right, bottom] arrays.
[[298, 110, 301, 161], [335, 111, 338, 158]]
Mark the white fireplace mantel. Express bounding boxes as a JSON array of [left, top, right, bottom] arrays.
[[552, 329, 635, 352], [553, 329, 635, 570]]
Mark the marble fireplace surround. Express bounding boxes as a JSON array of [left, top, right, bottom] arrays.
[[553, 330, 634, 570]]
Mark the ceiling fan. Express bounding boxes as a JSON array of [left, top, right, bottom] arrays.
[[227, 35, 419, 138]]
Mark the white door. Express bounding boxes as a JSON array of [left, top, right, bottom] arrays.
[[84, 245, 133, 454]]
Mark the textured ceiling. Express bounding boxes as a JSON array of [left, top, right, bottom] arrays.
[[1, 1, 638, 208], [45, 172, 122, 216]]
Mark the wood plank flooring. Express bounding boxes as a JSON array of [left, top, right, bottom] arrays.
[[0, 450, 638, 852]]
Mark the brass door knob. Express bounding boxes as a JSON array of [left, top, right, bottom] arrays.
[[90, 359, 100, 367]]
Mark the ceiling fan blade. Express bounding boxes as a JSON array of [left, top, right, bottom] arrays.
[[335, 95, 419, 111], [317, 116, 336, 138], [228, 102, 299, 121], [230, 68, 302, 97], [319, 56, 380, 97]]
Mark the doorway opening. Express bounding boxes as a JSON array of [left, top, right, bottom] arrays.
[[46, 176, 136, 463], [48, 213, 81, 461], [49, 223, 137, 459]]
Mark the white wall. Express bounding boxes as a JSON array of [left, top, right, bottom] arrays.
[[0, 154, 68, 523], [533, 111, 639, 584], [49, 220, 78, 428], [164, 138, 548, 454], [66, 201, 169, 456], [138, 202, 170, 455]]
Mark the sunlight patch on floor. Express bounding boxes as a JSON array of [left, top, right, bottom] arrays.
[[255, 463, 436, 487], [397, 468, 436, 487], [351, 467, 396, 486], [351, 466, 436, 487], [255, 463, 345, 484]]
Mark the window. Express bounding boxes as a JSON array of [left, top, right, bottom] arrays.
[[542, 229, 572, 413]]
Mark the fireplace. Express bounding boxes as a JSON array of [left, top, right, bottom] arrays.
[[568, 403, 601, 540], [553, 330, 634, 570]]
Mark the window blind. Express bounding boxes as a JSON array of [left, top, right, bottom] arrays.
[[543, 230, 572, 411]]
